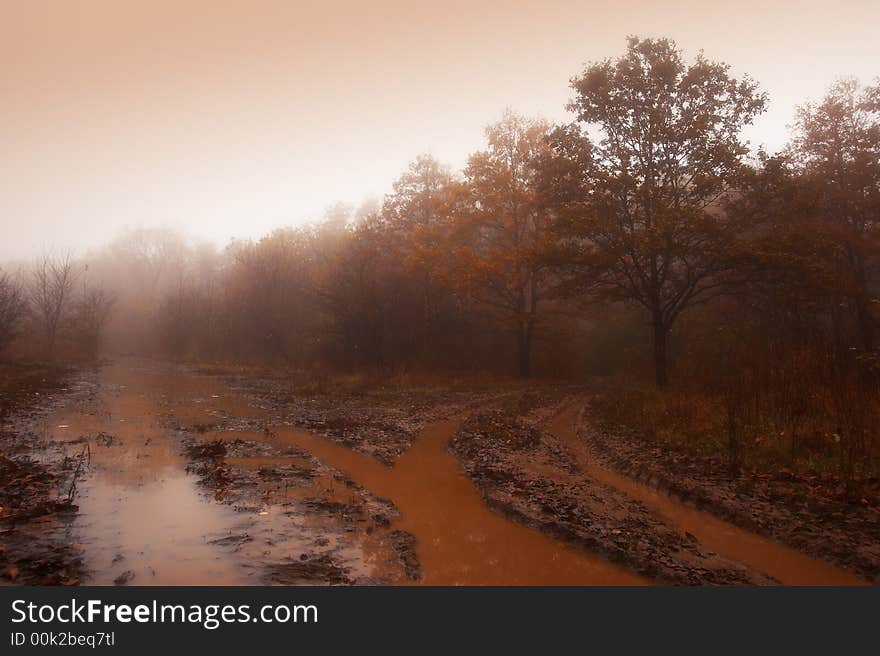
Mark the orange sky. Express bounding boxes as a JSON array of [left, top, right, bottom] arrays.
[[2, 0, 878, 258]]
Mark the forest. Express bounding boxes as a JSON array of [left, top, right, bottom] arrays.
[[1, 36, 878, 586]]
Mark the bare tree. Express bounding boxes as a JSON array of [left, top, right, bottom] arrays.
[[29, 252, 78, 359], [0, 269, 27, 356]]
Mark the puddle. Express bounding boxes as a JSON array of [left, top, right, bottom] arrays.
[[47, 362, 253, 585], [547, 404, 866, 586], [271, 422, 647, 585], [44, 361, 422, 585]]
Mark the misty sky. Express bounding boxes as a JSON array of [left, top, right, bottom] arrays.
[[2, 0, 878, 260]]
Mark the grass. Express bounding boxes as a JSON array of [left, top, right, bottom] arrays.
[[591, 382, 880, 481]]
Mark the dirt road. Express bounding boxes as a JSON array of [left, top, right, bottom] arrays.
[[547, 404, 864, 585], [7, 359, 866, 585]]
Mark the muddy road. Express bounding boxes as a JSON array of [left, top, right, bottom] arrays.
[[548, 405, 865, 585], [2, 359, 870, 585]]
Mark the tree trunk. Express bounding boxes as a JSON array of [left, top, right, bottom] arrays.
[[517, 322, 532, 378], [653, 319, 668, 387]]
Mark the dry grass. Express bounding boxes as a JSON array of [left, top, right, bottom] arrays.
[[593, 381, 880, 482]]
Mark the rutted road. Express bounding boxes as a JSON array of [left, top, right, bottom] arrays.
[[35, 360, 866, 585]]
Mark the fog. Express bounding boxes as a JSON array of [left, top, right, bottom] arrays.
[[2, 0, 878, 259]]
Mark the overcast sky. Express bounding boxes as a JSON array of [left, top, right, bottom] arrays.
[[2, 0, 878, 259]]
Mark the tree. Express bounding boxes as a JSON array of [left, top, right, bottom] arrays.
[[790, 78, 880, 352], [29, 253, 78, 359], [445, 111, 555, 377], [552, 37, 766, 385], [381, 155, 458, 360], [0, 269, 27, 356], [312, 214, 405, 369], [223, 227, 318, 363]]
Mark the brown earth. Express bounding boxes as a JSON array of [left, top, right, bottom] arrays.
[[0, 363, 92, 585], [1, 359, 874, 586], [582, 399, 880, 583]]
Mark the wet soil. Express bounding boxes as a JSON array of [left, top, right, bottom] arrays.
[[181, 433, 420, 585], [267, 420, 646, 584], [207, 369, 527, 465], [583, 400, 879, 583], [183, 374, 646, 584], [450, 408, 771, 584], [4, 359, 874, 586], [0, 363, 90, 585], [550, 403, 867, 585], [39, 360, 420, 585]]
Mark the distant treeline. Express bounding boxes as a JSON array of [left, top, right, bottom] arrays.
[[1, 37, 877, 478]]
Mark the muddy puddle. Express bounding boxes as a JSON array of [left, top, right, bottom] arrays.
[[41, 360, 650, 585], [266, 422, 646, 585], [44, 361, 410, 585], [46, 363, 256, 585], [547, 403, 866, 586]]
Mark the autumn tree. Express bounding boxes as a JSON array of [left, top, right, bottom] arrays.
[[445, 111, 554, 377], [223, 226, 319, 363], [311, 213, 410, 368], [381, 155, 459, 360], [725, 89, 880, 480], [550, 37, 766, 385], [790, 78, 880, 352]]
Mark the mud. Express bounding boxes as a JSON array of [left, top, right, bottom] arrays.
[[267, 420, 646, 584], [180, 432, 417, 585], [5, 358, 875, 586], [0, 364, 91, 585], [37, 359, 423, 585], [545, 403, 866, 585], [212, 370, 522, 465], [450, 408, 772, 585], [583, 400, 879, 583], [172, 370, 645, 585]]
